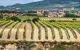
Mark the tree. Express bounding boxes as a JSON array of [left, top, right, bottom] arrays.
[[49, 20, 56, 22], [72, 18, 77, 21], [10, 16, 21, 22], [64, 13, 79, 18]]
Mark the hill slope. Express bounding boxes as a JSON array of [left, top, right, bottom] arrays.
[[0, 0, 80, 11]]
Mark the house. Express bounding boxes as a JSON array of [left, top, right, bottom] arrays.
[[0, 11, 23, 16], [37, 10, 44, 16], [48, 12, 58, 17], [74, 11, 80, 16], [48, 12, 65, 17], [27, 10, 65, 17]]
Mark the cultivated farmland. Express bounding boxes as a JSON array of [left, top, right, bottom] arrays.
[[0, 21, 80, 43], [0, 20, 80, 50]]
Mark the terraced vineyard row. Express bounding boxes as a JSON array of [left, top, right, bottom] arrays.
[[0, 21, 80, 43]]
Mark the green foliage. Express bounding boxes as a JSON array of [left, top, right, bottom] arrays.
[[23, 25, 26, 39], [16, 28, 19, 39], [70, 28, 77, 39], [16, 22, 22, 39], [43, 22, 55, 39], [27, 13, 37, 16], [72, 18, 77, 21], [30, 21, 34, 39], [0, 21, 13, 38], [7, 22, 18, 39], [10, 16, 21, 22], [64, 13, 80, 18], [32, 18, 40, 23], [35, 22, 41, 40], [38, 21, 48, 39], [49, 20, 56, 22], [0, 16, 3, 19], [63, 28, 70, 40], [23, 19, 32, 22], [5, 16, 11, 20], [58, 28, 63, 39], [48, 21, 80, 28], [54, 44, 65, 50]]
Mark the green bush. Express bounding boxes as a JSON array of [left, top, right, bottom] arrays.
[[49, 20, 56, 22], [32, 18, 40, 23], [72, 18, 77, 21], [64, 13, 79, 18], [23, 19, 31, 22], [0, 15, 3, 19], [10, 16, 21, 22]]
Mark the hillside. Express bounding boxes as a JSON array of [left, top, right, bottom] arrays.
[[0, 0, 80, 11]]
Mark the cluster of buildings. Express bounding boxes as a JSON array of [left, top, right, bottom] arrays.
[[0, 13, 23, 16], [75, 11, 80, 16], [28, 10, 66, 17], [0, 11, 23, 16], [0, 10, 80, 17], [0, 10, 65, 17]]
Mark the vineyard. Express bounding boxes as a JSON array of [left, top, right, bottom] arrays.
[[0, 20, 80, 50], [0, 20, 80, 43]]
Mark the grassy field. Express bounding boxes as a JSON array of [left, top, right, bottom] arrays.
[[17, 16, 80, 21]]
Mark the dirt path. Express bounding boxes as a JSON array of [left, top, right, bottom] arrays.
[[60, 28, 69, 42], [18, 29, 24, 40], [0, 26, 5, 33], [66, 28, 76, 42], [40, 26, 45, 41], [2, 29, 10, 39], [33, 23, 39, 41], [1, 22, 13, 39], [25, 23, 32, 41], [0, 23, 9, 38], [10, 23, 21, 40], [73, 29, 80, 42], [47, 27, 53, 41], [0, 29, 3, 34], [53, 28, 61, 42], [18, 23, 25, 40], [10, 29, 17, 40]]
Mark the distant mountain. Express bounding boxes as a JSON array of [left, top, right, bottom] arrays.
[[0, 0, 80, 11], [0, 6, 5, 9]]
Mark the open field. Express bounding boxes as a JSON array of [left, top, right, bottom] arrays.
[[17, 16, 80, 21]]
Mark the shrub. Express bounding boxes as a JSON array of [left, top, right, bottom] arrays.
[[10, 16, 21, 22], [32, 18, 40, 23], [0, 15, 3, 19], [72, 18, 77, 21], [64, 13, 78, 18], [35, 22, 41, 40], [49, 20, 56, 22], [23, 19, 31, 22]]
